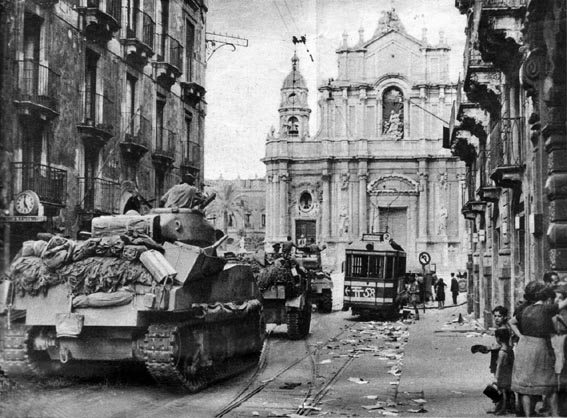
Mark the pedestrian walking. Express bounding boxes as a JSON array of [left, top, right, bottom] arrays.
[[408, 277, 420, 320], [450, 272, 460, 305], [281, 236, 296, 259], [434, 278, 446, 309]]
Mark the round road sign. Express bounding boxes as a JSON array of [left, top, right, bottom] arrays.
[[419, 251, 431, 266]]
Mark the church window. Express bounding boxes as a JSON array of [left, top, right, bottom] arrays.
[[299, 191, 312, 210], [287, 116, 299, 136], [382, 87, 404, 139]]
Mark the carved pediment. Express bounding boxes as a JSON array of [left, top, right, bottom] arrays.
[[367, 175, 419, 195]]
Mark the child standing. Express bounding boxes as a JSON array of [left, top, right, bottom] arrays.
[[493, 328, 514, 415]]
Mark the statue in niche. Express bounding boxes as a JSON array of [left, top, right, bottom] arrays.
[[438, 205, 448, 235], [340, 173, 350, 190], [382, 87, 404, 140], [339, 206, 350, 235], [299, 191, 313, 210]]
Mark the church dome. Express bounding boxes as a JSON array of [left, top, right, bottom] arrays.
[[282, 52, 307, 90]]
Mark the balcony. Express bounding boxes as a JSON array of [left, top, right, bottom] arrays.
[[181, 141, 201, 172], [151, 127, 176, 169], [477, 0, 526, 74], [489, 117, 525, 188], [120, 112, 150, 161], [477, 185, 501, 202], [180, 81, 206, 106], [11, 162, 67, 207], [77, 90, 115, 146], [80, 0, 122, 44], [78, 177, 121, 215], [121, 8, 155, 67], [14, 59, 60, 120], [153, 34, 183, 89]]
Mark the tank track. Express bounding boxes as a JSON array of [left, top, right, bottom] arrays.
[[142, 317, 264, 393], [0, 324, 56, 378], [142, 323, 207, 392]]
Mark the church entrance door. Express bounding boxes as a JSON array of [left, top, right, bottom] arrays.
[[296, 220, 316, 244]]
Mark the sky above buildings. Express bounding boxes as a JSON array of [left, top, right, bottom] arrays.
[[204, 0, 467, 180]]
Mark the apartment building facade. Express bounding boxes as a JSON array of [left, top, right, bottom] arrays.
[[0, 0, 208, 267], [450, 0, 565, 325]]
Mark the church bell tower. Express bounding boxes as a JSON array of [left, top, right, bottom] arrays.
[[278, 52, 311, 140]]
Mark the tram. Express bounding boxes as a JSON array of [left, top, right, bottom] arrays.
[[342, 233, 406, 318]]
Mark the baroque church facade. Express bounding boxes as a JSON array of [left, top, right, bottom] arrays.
[[264, 9, 467, 274]]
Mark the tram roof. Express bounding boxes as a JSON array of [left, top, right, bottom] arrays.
[[346, 238, 406, 254]]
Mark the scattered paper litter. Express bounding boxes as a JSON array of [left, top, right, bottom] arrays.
[[348, 377, 368, 384], [381, 411, 399, 416], [299, 404, 321, 411], [363, 395, 379, 400], [252, 412, 259, 416], [407, 408, 428, 413], [362, 405, 385, 410], [389, 381, 400, 385], [412, 399, 427, 404], [451, 390, 464, 394], [319, 359, 332, 364]]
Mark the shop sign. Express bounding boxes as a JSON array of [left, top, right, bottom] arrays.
[[1, 216, 47, 223]]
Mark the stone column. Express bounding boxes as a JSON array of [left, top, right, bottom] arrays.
[[273, 174, 280, 240], [265, 175, 272, 243], [418, 159, 429, 239], [358, 173, 368, 235], [279, 173, 289, 239], [322, 173, 331, 240]]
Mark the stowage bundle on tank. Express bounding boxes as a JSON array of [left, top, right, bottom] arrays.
[[9, 234, 160, 299], [256, 262, 294, 291]]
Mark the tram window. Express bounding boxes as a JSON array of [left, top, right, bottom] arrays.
[[352, 255, 368, 277], [368, 255, 384, 279], [385, 256, 395, 279]]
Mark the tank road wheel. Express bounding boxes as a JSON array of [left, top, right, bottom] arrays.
[[0, 324, 61, 379], [319, 290, 333, 313], [142, 324, 211, 393]]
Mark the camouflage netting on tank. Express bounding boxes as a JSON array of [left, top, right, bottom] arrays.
[[10, 256, 154, 297], [256, 264, 293, 291], [9, 235, 160, 297]]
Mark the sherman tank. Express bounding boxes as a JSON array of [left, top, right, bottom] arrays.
[[0, 206, 265, 392]]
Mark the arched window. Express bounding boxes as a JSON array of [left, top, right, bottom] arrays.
[[382, 87, 404, 139], [287, 116, 299, 135]]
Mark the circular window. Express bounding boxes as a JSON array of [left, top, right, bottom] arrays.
[[299, 191, 313, 211]]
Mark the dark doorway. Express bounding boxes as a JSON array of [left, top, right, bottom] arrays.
[[295, 219, 316, 244]]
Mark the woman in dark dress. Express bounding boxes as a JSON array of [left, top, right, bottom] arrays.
[[509, 282, 567, 416], [435, 278, 447, 309]]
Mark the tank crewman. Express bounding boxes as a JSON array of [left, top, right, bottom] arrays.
[[282, 236, 296, 259], [159, 173, 204, 208]]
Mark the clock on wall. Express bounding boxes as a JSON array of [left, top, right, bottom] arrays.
[[14, 190, 40, 216]]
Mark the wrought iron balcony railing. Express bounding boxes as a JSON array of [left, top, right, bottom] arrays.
[[154, 127, 176, 159], [86, 0, 121, 23], [11, 162, 67, 206], [156, 33, 183, 72], [182, 141, 201, 168], [482, 0, 526, 9], [15, 59, 60, 113], [122, 111, 151, 148], [488, 117, 524, 170], [79, 90, 115, 133], [78, 176, 121, 214], [124, 7, 155, 49]]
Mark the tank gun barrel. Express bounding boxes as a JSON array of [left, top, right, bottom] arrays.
[[197, 192, 216, 211]]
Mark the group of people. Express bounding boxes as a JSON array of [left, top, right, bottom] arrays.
[[396, 272, 463, 319], [476, 271, 567, 416], [272, 236, 325, 259]]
